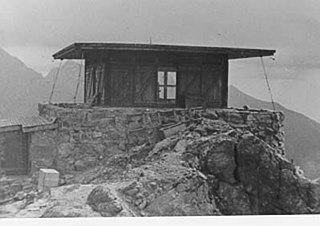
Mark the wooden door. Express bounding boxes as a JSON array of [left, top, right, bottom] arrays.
[[134, 65, 156, 105], [85, 63, 105, 105], [178, 65, 202, 108], [0, 131, 29, 175], [110, 65, 133, 106], [202, 65, 223, 108]]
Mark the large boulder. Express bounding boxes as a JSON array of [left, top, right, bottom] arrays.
[[87, 186, 123, 217], [236, 133, 320, 214], [41, 204, 99, 218]]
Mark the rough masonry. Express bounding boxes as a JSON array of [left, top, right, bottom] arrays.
[[0, 104, 285, 202]]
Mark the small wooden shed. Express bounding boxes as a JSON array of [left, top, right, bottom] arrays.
[[53, 43, 275, 108], [0, 116, 57, 175]]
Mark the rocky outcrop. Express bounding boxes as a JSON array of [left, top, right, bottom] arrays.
[[204, 108, 285, 154], [0, 177, 35, 204], [87, 186, 123, 217], [120, 117, 319, 215], [1, 109, 318, 217]]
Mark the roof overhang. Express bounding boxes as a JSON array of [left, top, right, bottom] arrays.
[[53, 42, 275, 60], [0, 116, 57, 133]]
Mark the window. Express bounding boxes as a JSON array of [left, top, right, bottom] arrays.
[[157, 69, 177, 102]]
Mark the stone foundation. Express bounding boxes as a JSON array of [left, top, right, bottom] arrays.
[[2, 104, 285, 180], [203, 108, 285, 154], [0, 104, 285, 205], [32, 104, 195, 175], [0, 176, 34, 203], [30, 104, 284, 175]]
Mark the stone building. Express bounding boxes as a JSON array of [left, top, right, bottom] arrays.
[[0, 43, 279, 177]]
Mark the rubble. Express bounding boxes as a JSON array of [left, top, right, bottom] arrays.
[[160, 123, 187, 138]]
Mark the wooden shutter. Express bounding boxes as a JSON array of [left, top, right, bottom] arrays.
[[110, 65, 133, 106], [134, 65, 156, 105]]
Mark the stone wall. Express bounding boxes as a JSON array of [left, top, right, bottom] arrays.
[[31, 104, 194, 176], [31, 104, 285, 177], [1, 104, 285, 180], [0, 104, 285, 203], [203, 108, 285, 154], [0, 177, 34, 203]]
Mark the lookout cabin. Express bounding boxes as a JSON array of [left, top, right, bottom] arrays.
[[53, 43, 275, 108], [0, 43, 276, 177]]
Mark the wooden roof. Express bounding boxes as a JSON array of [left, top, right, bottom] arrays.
[[0, 116, 57, 133], [53, 42, 275, 60]]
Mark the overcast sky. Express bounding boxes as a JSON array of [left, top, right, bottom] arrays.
[[1, 0, 320, 121]]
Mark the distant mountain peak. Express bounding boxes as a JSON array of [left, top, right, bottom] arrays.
[[0, 46, 43, 80]]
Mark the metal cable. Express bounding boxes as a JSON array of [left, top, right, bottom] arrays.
[[260, 57, 276, 111], [73, 55, 84, 103], [48, 60, 63, 104]]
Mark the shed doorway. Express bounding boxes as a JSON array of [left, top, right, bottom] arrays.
[[0, 130, 29, 175]]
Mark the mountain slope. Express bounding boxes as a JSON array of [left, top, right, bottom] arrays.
[[0, 47, 83, 119], [44, 61, 84, 103], [229, 85, 320, 179], [0, 47, 46, 118]]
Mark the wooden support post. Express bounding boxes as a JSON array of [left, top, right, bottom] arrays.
[[222, 57, 229, 108], [132, 57, 136, 106], [103, 59, 108, 105], [84, 60, 87, 103], [105, 57, 111, 105]]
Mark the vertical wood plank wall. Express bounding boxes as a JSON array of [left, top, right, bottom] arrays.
[[84, 51, 229, 108]]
